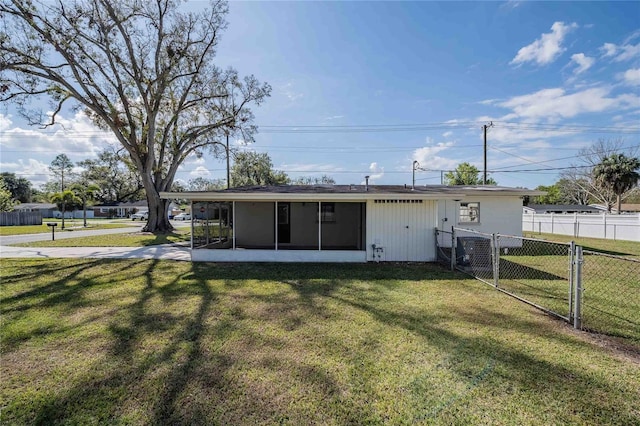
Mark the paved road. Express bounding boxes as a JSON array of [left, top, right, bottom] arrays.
[[0, 244, 191, 261], [0, 223, 195, 261], [0, 225, 144, 245]]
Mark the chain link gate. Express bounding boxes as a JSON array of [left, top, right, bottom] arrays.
[[436, 227, 639, 346]]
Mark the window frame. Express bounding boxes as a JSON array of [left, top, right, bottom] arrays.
[[317, 202, 336, 223], [458, 202, 480, 224]]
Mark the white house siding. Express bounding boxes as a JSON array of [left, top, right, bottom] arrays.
[[366, 199, 436, 262], [437, 197, 524, 248], [437, 197, 522, 235]]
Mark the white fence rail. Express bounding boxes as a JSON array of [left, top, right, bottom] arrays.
[[523, 212, 640, 242]]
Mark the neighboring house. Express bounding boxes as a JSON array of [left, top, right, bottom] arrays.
[[524, 204, 603, 214], [93, 201, 148, 218], [13, 203, 58, 218], [92, 201, 182, 218], [620, 204, 640, 213], [161, 184, 542, 263]]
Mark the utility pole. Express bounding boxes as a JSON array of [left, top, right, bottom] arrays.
[[412, 160, 419, 189], [483, 121, 493, 185]]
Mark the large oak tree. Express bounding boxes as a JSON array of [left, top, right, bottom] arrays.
[[1, 0, 270, 231]]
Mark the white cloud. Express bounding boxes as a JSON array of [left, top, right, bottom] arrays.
[[601, 42, 618, 57], [570, 53, 595, 74], [442, 131, 453, 138], [0, 114, 12, 131], [323, 115, 344, 121], [189, 166, 211, 178], [511, 21, 578, 66], [0, 159, 51, 186], [412, 140, 459, 171], [0, 112, 115, 163], [600, 38, 640, 62], [622, 68, 640, 86], [365, 162, 384, 184], [497, 87, 640, 120]]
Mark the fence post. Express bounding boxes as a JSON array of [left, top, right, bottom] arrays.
[[450, 226, 456, 271], [492, 234, 500, 288], [568, 241, 575, 322], [573, 246, 583, 329]]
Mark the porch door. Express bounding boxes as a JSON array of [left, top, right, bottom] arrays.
[[277, 202, 291, 244]]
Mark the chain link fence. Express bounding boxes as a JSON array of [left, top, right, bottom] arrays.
[[436, 227, 640, 346], [434, 228, 453, 269], [496, 234, 573, 321], [582, 251, 640, 343]]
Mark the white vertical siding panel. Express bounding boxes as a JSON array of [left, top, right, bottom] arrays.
[[366, 200, 436, 262]]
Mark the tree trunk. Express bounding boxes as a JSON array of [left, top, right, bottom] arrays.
[[83, 200, 87, 227], [616, 194, 622, 215], [61, 202, 66, 230], [144, 194, 173, 232]]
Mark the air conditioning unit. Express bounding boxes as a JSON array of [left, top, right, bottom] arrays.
[[456, 236, 492, 267]]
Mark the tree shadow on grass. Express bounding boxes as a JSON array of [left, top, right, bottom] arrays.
[[3, 260, 638, 424]]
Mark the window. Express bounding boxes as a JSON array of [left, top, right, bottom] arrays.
[[459, 202, 480, 223], [318, 203, 336, 223]]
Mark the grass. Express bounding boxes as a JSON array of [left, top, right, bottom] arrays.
[[1, 259, 639, 425], [523, 231, 640, 258], [0, 222, 136, 236], [495, 236, 640, 345], [14, 230, 190, 247]]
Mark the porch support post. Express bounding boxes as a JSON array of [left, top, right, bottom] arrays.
[[275, 201, 278, 251], [190, 200, 194, 250], [232, 201, 236, 250], [318, 202, 322, 251], [218, 203, 222, 243]]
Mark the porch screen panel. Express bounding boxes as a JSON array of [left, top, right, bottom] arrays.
[[321, 202, 365, 250], [192, 201, 233, 249]]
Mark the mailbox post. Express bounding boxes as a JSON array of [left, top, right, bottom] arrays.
[[47, 222, 57, 241]]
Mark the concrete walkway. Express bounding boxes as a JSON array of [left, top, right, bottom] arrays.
[[0, 244, 191, 261]]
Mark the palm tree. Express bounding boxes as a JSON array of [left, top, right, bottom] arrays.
[[593, 153, 640, 214], [70, 183, 101, 227], [50, 190, 81, 229]]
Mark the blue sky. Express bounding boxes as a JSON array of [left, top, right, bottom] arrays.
[[1, 1, 639, 189]]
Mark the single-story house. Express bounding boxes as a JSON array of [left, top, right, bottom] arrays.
[[160, 184, 542, 263], [92, 201, 182, 218], [93, 201, 148, 218], [13, 203, 58, 217], [524, 204, 603, 214]]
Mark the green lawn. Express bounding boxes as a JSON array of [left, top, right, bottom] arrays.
[[0, 222, 136, 236], [14, 230, 190, 247], [1, 260, 639, 425], [497, 237, 639, 345], [523, 232, 640, 258]]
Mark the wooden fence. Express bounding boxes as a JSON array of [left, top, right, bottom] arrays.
[[0, 211, 43, 226]]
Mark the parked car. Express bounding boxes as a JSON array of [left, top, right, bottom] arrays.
[[173, 213, 191, 221], [131, 211, 149, 221]]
